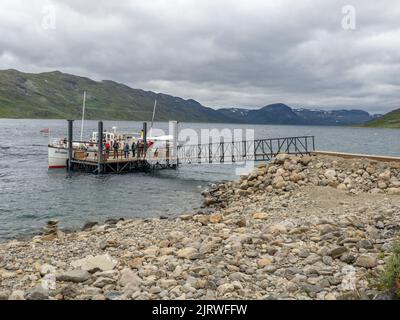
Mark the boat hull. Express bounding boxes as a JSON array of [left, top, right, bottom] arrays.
[[48, 146, 68, 169]]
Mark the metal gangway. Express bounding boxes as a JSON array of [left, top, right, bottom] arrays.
[[177, 136, 315, 165]]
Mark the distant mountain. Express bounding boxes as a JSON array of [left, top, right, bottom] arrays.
[[293, 108, 381, 126], [218, 104, 378, 126], [0, 69, 381, 126], [218, 103, 299, 124], [362, 108, 400, 128], [0, 69, 227, 122]]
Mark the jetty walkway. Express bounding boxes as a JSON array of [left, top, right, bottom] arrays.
[[65, 120, 316, 174]]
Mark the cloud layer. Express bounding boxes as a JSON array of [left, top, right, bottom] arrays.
[[1, 0, 399, 113]]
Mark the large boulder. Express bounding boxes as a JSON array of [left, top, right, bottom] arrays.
[[71, 254, 117, 273]]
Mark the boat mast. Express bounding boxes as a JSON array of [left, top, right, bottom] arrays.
[[150, 99, 157, 136], [80, 91, 86, 141]]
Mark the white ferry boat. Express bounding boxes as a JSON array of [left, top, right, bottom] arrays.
[[48, 94, 176, 169]]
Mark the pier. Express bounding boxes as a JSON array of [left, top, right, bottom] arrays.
[[177, 136, 315, 164], [64, 120, 316, 174]]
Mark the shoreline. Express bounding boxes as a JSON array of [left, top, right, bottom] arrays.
[[2, 117, 400, 130], [1, 154, 399, 300]]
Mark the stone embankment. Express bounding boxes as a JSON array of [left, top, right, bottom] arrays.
[[0, 154, 399, 300]]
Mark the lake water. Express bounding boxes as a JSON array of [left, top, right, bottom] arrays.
[[0, 118, 399, 241]]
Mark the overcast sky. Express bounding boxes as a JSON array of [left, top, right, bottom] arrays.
[[0, 0, 399, 113]]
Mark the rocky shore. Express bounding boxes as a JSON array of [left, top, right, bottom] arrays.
[[0, 154, 399, 300]]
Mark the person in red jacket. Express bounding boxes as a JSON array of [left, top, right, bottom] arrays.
[[105, 141, 110, 159]]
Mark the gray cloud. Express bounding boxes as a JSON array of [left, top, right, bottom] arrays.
[[0, 0, 399, 114]]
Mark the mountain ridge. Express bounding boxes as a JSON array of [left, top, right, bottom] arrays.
[[362, 108, 400, 128], [218, 103, 380, 126], [0, 69, 384, 126]]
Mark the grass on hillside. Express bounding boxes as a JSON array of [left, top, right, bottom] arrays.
[[363, 109, 400, 129]]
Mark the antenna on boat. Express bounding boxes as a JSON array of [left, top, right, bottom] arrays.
[[80, 91, 86, 141], [150, 99, 157, 136]]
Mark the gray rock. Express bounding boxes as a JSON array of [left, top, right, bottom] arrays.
[[329, 246, 349, 259], [26, 285, 49, 300], [61, 285, 79, 299], [357, 240, 373, 250], [322, 256, 333, 265], [373, 292, 398, 300], [328, 277, 342, 286], [0, 290, 10, 300], [355, 255, 377, 268], [40, 264, 55, 276], [375, 221, 385, 229], [301, 284, 323, 294], [324, 169, 337, 180], [284, 267, 304, 280], [340, 254, 356, 264], [105, 218, 124, 225], [299, 249, 310, 258], [119, 268, 142, 288], [320, 225, 336, 236], [93, 277, 116, 288], [337, 292, 361, 300], [176, 247, 198, 260], [56, 270, 91, 283], [99, 240, 108, 250], [104, 291, 125, 300], [84, 287, 102, 295], [82, 221, 98, 231], [71, 254, 117, 272]]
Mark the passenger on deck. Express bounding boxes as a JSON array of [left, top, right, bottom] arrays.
[[139, 141, 145, 158], [124, 141, 130, 158], [105, 141, 110, 159], [131, 141, 136, 158], [137, 141, 142, 158], [113, 140, 119, 159]]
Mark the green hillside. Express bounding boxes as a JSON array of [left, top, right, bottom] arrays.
[[363, 108, 400, 128], [0, 69, 228, 122]]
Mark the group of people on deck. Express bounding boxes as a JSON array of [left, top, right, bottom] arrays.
[[104, 139, 146, 160]]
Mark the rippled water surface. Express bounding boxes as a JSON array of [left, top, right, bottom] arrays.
[[0, 119, 399, 241]]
